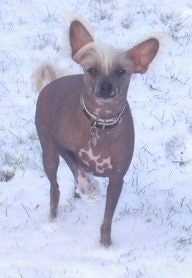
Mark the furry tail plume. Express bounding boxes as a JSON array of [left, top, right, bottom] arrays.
[[32, 63, 69, 92]]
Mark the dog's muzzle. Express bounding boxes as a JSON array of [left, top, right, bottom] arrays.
[[95, 77, 118, 99]]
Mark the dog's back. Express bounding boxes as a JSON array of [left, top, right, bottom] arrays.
[[35, 73, 85, 155]]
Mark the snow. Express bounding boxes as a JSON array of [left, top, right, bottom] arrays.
[[1, 0, 192, 277]]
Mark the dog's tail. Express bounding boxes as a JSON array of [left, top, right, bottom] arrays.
[[32, 62, 70, 92]]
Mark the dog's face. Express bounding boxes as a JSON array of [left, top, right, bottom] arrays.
[[73, 42, 134, 103], [70, 20, 159, 111]]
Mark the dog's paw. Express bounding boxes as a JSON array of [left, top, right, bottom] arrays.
[[75, 187, 100, 201], [75, 172, 100, 201]]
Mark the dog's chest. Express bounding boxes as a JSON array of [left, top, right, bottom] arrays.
[[78, 145, 112, 174], [77, 129, 113, 174]]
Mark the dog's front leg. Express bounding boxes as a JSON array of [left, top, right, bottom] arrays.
[[100, 175, 124, 247], [42, 147, 60, 219]]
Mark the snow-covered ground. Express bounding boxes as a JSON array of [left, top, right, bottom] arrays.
[[1, 0, 192, 277]]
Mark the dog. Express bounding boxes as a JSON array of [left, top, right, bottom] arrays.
[[34, 18, 159, 246]]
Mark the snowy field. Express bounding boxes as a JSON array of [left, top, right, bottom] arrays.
[[1, 0, 192, 277]]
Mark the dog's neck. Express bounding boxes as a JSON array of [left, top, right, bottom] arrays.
[[80, 96, 127, 129]]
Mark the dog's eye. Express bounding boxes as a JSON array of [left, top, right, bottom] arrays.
[[115, 69, 126, 77], [87, 68, 97, 76]]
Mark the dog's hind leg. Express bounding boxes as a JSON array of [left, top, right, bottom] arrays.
[[75, 169, 100, 199], [60, 150, 99, 198]]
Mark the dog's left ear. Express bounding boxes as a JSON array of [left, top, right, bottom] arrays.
[[128, 38, 159, 74], [70, 20, 94, 57]]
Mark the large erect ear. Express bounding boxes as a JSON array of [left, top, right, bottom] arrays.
[[70, 20, 94, 57], [128, 38, 159, 74]]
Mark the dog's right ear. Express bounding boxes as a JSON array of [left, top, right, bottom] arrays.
[[70, 20, 94, 57]]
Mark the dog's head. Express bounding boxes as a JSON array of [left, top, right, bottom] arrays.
[[69, 20, 159, 116]]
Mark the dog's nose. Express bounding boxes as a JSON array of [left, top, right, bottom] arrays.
[[97, 77, 115, 99]]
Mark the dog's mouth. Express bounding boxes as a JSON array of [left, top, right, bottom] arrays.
[[94, 79, 119, 100]]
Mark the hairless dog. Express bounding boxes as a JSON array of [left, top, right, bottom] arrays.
[[34, 19, 159, 246]]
